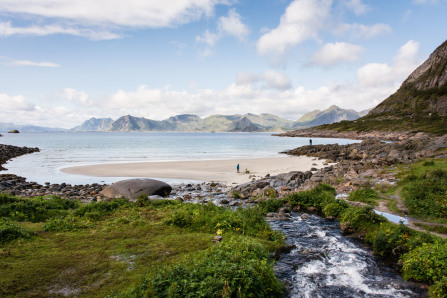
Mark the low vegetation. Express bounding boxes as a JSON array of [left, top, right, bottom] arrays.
[[347, 188, 380, 206], [0, 193, 284, 297], [397, 159, 447, 220]]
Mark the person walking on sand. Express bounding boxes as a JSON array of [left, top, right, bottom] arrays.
[[237, 164, 240, 173]]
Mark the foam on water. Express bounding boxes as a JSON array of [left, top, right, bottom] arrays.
[[270, 214, 425, 297]]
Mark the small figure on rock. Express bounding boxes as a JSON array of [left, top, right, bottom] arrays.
[[309, 139, 312, 146]]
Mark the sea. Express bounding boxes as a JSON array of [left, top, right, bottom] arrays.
[[0, 132, 358, 185]]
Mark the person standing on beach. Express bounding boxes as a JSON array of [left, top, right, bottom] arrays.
[[309, 139, 312, 146], [237, 164, 240, 173]]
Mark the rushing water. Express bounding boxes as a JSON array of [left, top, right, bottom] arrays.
[[0, 132, 358, 184], [270, 213, 425, 298]]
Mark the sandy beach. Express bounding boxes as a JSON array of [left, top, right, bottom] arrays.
[[62, 155, 326, 185]]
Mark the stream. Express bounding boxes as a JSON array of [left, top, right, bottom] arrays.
[[269, 213, 426, 298]]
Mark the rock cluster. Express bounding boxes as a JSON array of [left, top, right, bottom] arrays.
[[0, 144, 39, 170], [232, 132, 447, 197], [276, 128, 417, 141], [231, 171, 313, 200], [0, 174, 107, 202]]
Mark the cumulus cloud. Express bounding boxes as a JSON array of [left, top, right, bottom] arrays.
[[196, 30, 220, 47], [357, 40, 421, 87], [61, 88, 92, 106], [257, 0, 332, 57], [311, 42, 363, 66], [262, 71, 292, 90], [344, 0, 370, 15], [196, 8, 249, 54], [0, 93, 36, 111], [218, 9, 249, 40], [335, 23, 392, 39]]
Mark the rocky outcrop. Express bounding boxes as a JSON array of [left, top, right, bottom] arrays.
[[100, 178, 172, 201], [403, 40, 447, 90], [0, 144, 39, 170], [276, 128, 417, 141]]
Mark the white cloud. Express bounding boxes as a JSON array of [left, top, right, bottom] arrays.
[[218, 9, 249, 40], [236, 72, 259, 85], [335, 23, 392, 39], [61, 88, 92, 106], [257, 0, 332, 57], [311, 42, 363, 66], [0, 21, 120, 40], [344, 0, 370, 15], [0, 0, 225, 28], [413, 0, 439, 4], [196, 8, 249, 54], [357, 40, 421, 87], [4, 59, 60, 67], [0, 93, 36, 111], [262, 71, 292, 90], [196, 30, 220, 47], [0, 1, 230, 39]]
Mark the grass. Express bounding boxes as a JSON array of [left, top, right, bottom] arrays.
[[0, 193, 284, 297], [396, 159, 447, 220]]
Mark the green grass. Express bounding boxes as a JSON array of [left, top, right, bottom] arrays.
[[395, 159, 447, 220], [347, 188, 380, 206], [0, 194, 284, 297]]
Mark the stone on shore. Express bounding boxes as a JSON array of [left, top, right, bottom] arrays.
[[100, 178, 172, 201]]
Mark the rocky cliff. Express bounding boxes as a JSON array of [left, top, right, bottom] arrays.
[[296, 39, 447, 135]]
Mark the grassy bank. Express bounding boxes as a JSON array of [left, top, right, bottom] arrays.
[[0, 194, 284, 297]]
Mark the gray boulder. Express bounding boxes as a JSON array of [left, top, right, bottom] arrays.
[[100, 178, 172, 201]]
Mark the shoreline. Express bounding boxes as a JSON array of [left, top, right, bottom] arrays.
[[61, 155, 327, 185]]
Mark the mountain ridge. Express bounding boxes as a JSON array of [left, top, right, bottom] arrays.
[[70, 106, 364, 132]]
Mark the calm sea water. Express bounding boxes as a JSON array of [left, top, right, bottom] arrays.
[[1, 132, 358, 184]]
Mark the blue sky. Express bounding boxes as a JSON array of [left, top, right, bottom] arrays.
[[0, 0, 446, 128]]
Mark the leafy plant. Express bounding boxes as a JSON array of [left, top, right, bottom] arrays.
[[347, 188, 380, 206], [0, 218, 33, 243]]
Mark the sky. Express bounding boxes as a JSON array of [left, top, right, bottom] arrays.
[[0, 0, 446, 129]]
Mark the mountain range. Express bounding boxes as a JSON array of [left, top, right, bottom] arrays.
[[70, 105, 366, 132]]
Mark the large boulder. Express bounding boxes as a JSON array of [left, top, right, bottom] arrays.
[[100, 179, 172, 201]]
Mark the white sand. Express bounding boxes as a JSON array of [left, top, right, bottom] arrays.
[[61, 155, 325, 185]]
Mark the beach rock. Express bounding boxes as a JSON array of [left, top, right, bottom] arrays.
[[100, 178, 172, 201]]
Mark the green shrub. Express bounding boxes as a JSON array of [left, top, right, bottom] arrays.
[[423, 160, 435, 166], [430, 276, 447, 298], [286, 184, 336, 211], [322, 200, 349, 217], [147, 237, 283, 297], [73, 199, 130, 220], [258, 198, 284, 214], [163, 202, 280, 242], [0, 195, 77, 222], [347, 188, 380, 206], [339, 206, 387, 231], [0, 219, 33, 243], [135, 196, 179, 208], [400, 168, 447, 218], [402, 241, 447, 284]]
